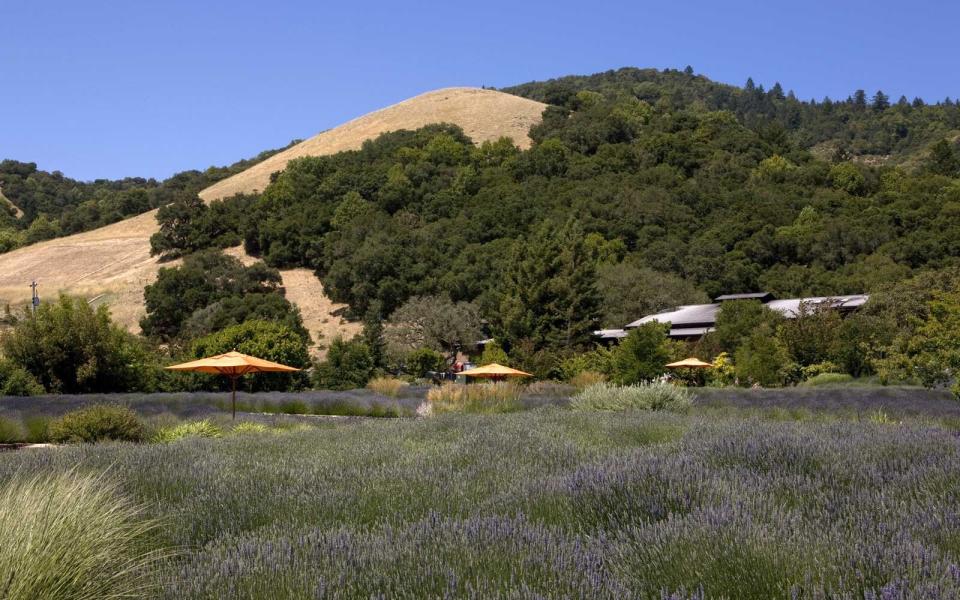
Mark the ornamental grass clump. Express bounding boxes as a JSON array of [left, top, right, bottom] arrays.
[[571, 382, 692, 412], [48, 404, 146, 443], [0, 415, 24, 443], [0, 471, 160, 600], [367, 376, 409, 397], [427, 381, 523, 413], [231, 421, 270, 435], [153, 419, 223, 443]]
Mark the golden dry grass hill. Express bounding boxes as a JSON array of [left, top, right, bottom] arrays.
[[0, 88, 546, 354]]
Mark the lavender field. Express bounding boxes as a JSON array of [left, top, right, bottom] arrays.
[[2, 405, 960, 598]]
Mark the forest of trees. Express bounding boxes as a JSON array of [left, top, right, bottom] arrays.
[[5, 66, 960, 389]]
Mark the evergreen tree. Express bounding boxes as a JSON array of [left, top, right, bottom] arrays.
[[769, 82, 785, 100], [853, 89, 867, 109], [361, 300, 386, 369], [926, 139, 960, 177], [871, 90, 890, 112], [744, 77, 756, 92], [496, 220, 601, 351]]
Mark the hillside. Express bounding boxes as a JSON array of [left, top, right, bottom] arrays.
[[200, 87, 546, 201], [0, 87, 546, 350]]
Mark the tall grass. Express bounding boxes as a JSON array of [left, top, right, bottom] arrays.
[[571, 382, 693, 412], [367, 376, 409, 397], [427, 381, 523, 413], [0, 471, 160, 599]]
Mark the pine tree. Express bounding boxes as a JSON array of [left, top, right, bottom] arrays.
[[853, 89, 867, 109], [871, 90, 890, 111], [361, 300, 386, 369], [495, 220, 601, 352], [769, 82, 785, 100], [744, 77, 756, 92]]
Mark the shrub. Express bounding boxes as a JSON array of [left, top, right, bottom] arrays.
[[427, 382, 523, 414], [404, 347, 446, 379], [313, 337, 374, 390], [1, 295, 155, 393], [367, 376, 409, 397], [800, 361, 843, 380], [154, 419, 223, 443], [799, 373, 855, 387], [0, 415, 24, 443], [0, 471, 160, 600], [0, 359, 43, 396], [48, 405, 146, 443], [571, 382, 692, 412]]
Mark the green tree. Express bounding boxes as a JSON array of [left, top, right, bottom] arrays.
[[149, 195, 208, 258], [1, 295, 154, 393], [478, 340, 509, 365], [313, 337, 373, 390], [708, 300, 783, 355], [610, 323, 671, 384], [385, 295, 482, 364], [596, 259, 708, 327], [926, 139, 960, 177], [141, 250, 287, 341], [776, 302, 842, 367], [734, 324, 790, 386], [873, 288, 960, 392], [496, 220, 601, 351]]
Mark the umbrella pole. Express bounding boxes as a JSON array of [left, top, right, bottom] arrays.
[[231, 376, 237, 420]]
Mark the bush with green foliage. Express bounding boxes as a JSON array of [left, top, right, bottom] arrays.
[[1, 295, 155, 393], [571, 381, 692, 411], [48, 405, 146, 443], [313, 337, 374, 390], [188, 320, 311, 392], [0, 471, 160, 600], [403, 347, 446, 378], [0, 358, 44, 396]]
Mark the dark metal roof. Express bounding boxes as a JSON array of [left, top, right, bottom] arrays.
[[625, 304, 719, 329], [714, 292, 775, 302]]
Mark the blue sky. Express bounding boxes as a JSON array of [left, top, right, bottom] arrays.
[[1, 0, 957, 180]]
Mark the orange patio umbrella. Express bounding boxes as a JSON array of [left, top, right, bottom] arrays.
[[665, 357, 714, 369], [459, 363, 533, 379], [165, 351, 301, 419]]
